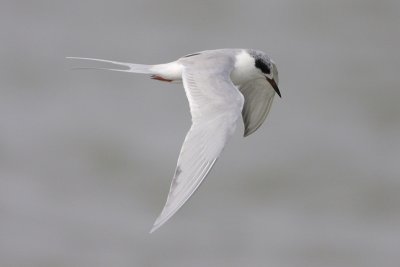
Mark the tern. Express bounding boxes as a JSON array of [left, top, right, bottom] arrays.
[[68, 49, 281, 233]]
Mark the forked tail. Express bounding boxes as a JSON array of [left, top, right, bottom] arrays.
[[66, 56, 154, 74]]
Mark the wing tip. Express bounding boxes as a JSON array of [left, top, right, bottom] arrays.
[[149, 159, 218, 233], [243, 129, 251, 137], [149, 224, 159, 234], [149, 210, 171, 234], [149, 219, 162, 234], [243, 126, 258, 137]]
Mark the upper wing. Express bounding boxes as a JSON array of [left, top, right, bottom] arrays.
[[150, 55, 244, 233], [239, 78, 276, 137]]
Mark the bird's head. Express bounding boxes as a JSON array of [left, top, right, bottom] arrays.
[[250, 50, 281, 98]]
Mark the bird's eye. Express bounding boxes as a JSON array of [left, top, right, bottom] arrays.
[[255, 59, 271, 75]]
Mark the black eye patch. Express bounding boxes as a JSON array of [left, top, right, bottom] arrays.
[[255, 59, 271, 74]]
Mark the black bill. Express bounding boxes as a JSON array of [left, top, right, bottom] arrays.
[[266, 77, 281, 98]]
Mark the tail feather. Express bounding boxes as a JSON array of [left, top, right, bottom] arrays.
[[66, 56, 154, 74]]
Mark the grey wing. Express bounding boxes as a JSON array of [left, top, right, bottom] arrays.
[[150, 57, 244, 233], [240, 78, 276, 137]]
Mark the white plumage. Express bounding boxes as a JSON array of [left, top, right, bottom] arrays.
[[68, 48, 281, 232]]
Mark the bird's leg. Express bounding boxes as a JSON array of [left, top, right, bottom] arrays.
[[151, 75, 173, 82]]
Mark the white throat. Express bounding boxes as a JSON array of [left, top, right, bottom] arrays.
[[230, 50, 259, 85]]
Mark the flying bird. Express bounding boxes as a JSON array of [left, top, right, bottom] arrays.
[[68, 49, 281, 233]]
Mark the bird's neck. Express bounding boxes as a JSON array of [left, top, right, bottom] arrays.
[[230, 50, 258, 85]]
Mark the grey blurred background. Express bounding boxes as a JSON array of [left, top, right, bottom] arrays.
[[1, 0, 399, 266]]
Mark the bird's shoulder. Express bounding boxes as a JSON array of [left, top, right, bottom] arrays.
[[178, 49, 243, 73]]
